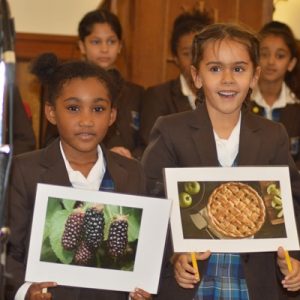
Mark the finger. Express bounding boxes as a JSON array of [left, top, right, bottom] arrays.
[[196, 250, 211, 260], [38, 282, 57, 289]]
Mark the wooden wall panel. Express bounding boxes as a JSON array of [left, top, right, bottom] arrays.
[[15, 33, 81, 61]]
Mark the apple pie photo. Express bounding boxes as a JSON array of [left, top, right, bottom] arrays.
[[177, 181, 287, 240]]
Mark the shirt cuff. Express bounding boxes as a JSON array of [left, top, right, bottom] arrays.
[[14, 282, 32, 300]]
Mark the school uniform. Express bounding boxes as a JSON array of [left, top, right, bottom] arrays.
[[140, 76, 195, 147], [103, 70, 144, 159], [250, 83, 300, 169], [5, 138, 146, 300], [141, 103, 300, 300]]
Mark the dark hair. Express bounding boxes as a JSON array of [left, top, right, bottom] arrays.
[[192, 23, 260, 69], [78, 9, 122, 41], [170, 9, 213, 56], [259, 21, 300, 96], [192, 23, 260, 103], [31, 53, 118, 106]]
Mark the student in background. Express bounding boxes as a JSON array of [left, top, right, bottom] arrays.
[[250, 21, 300, 168], [142, 23, 300, 300], [139, 9, 212, 147], [6, 53, 151, 300], [42, 9, 144, 160]]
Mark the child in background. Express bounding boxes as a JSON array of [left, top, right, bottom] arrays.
[[250, 21, 300, 168], [6, 53, 151, 300], [43, 9, 144, 160], [140, 9, 212, 147], [142, 23, 300, 300]]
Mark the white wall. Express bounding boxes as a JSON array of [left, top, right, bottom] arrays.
[[273, 0, 300, 40], [9, 0, 103, 36]]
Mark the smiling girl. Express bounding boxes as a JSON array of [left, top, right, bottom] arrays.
[[142, 23, 300, 300]]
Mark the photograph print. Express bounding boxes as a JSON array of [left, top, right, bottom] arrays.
[[165, 166, 300, 253], [41, 197, 142, 271], [25, 184, 171, 293]]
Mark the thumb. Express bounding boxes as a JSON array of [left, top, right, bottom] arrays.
[[277, 246, 285, 259]]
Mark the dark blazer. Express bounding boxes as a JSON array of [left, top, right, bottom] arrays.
[[5, 139, 146, 300], [140, 77, 192, 147], [103, 76, 144, 159], [12, 86, 36, 155], [248, 100, 300, 169], [141, 103, 300, 300]]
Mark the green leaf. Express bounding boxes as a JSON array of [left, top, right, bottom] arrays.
[[40, 237, 58, 262], [127, 208, 143, 242], [62, 199, 76, 211], [43, 198, 62, 242], [49, 210, 74, 264]]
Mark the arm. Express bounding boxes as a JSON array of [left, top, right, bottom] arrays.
[[141, 117, 178, 197]]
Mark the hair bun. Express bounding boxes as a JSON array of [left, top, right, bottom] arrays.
[[30, 52, 59, 84]]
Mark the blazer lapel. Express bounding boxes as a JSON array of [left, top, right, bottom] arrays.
[[170, 78, 193, 112], [39, 139, 71, 186], [238, 110, 262, 166], [103, 147, 129, 192], [189, 104, 220, 166]]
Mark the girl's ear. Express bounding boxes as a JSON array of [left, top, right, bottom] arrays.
[[108, 107, 117, 127], [191, 65, 202, 89], [250, 66, 261, 89], [288, 57, 297, 72], [78, 40, 86, 56], [45, 102, 57, 125]]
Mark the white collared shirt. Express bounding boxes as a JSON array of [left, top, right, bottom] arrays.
[[213, 113, 241, 167], [180, 74, 197, 110], [60, 142, 105, 191], [251, 82, 299, 120], [15, 142, 106, 300]]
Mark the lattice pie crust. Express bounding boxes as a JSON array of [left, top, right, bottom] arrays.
[[207, 182, 266, 238]]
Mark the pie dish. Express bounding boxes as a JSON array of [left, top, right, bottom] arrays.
[[207, 182, 266, 238]]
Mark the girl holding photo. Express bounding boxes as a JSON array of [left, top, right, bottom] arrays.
[[142, 23, 300, 300]]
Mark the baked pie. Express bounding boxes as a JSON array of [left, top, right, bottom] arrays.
[[207, 182, 266, 238]]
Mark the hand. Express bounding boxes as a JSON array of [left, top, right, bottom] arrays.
[[173, 251, 210, 289], [129, 288, 152, 300], [110, 146, 133, 159], [277, 247, 300, 291], [26, 282, 57, 300]]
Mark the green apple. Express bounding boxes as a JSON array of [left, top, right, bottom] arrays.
[[184, 181, 201, 195], [179, 192, 193, 208]]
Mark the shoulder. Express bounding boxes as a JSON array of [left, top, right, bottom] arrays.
[[244, 109, 287, 136], [123, 80, 144, 93], [146, 78, 179, 94], [104, 147, 143, 175], [13, 148, 44, 169]]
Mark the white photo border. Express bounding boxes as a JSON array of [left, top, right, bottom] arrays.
[[26, 183, 171, 293], [164, 166, 299, 253]]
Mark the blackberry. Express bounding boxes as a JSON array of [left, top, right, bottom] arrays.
[[74, 241, 93, 265], [62, 208, 85, 250], [83, 205, 105, 249], [108, 215, 128, 258]]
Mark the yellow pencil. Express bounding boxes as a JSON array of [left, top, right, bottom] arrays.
[[191, 252, 200, 280], [284, 250, 293, 273]]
